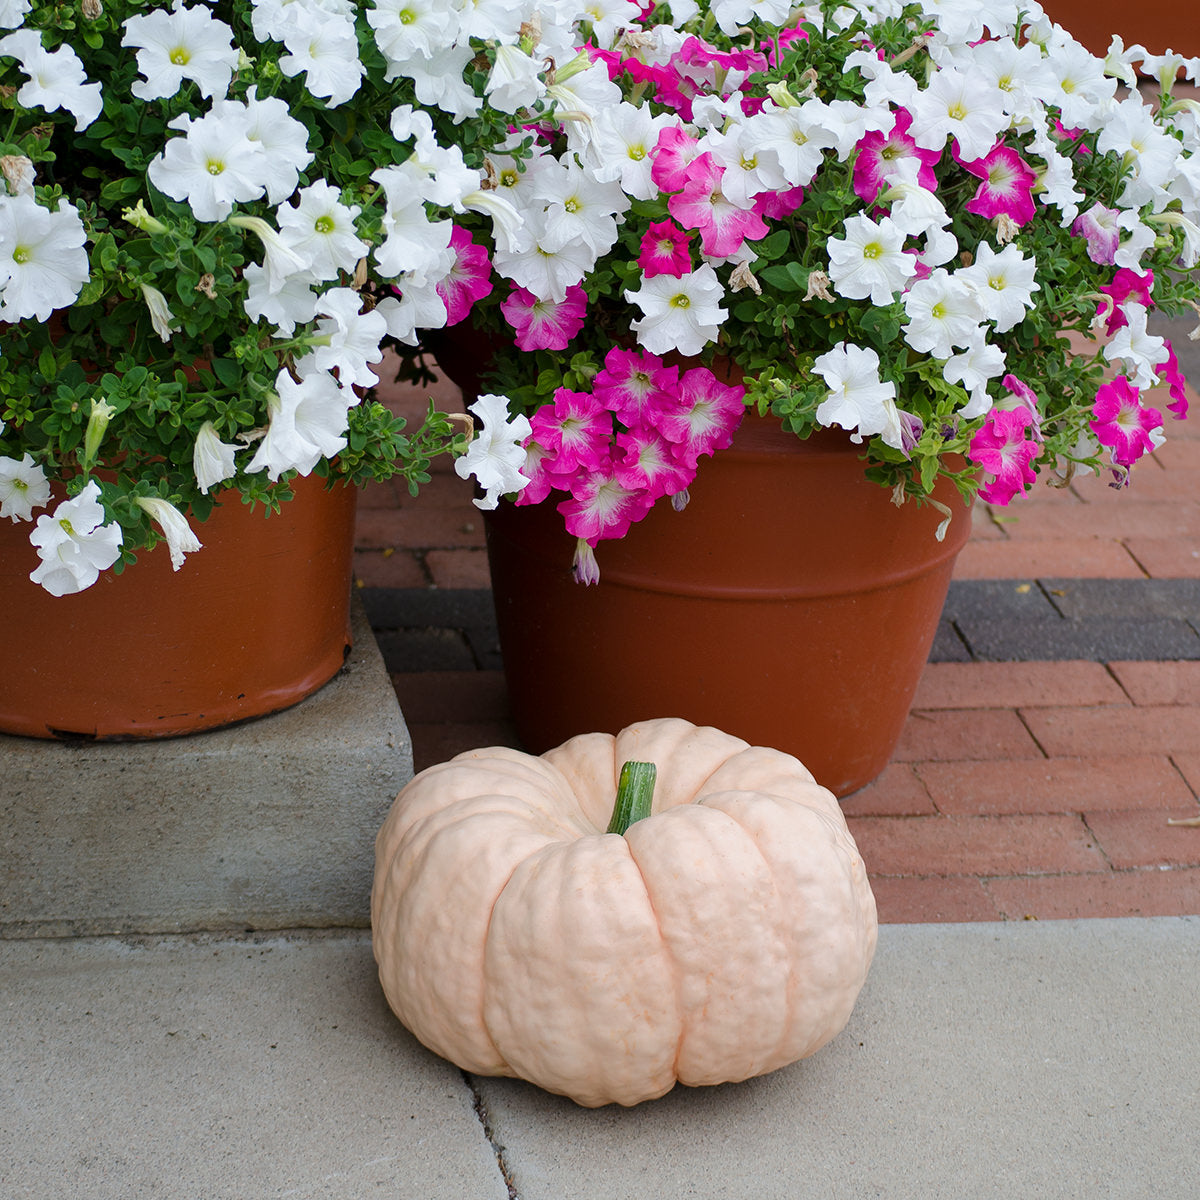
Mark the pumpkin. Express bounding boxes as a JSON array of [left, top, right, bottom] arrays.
[[371, 718, 877, 1108]]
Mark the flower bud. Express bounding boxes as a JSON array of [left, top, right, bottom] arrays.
[[122, 200, 168, 235], [81, 397, 117, 470]]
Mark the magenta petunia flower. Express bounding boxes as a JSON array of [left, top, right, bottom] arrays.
[[637, 219, 694, 278], [961, 143, 1037, 226], [766, 24, 810, 67], [1157, 341, 1189, 420], [1098, 267, 1155, 335], [436, 225, 493, 326], [753, 184, 805, 220], [528, 388, 613, 476], [852, 109, 940, 206], [1000, 373, 1044, 442], [556, 464, 655, 546], [500, 283, 587, 351], [654, 366, 746, 468], [614, 426, 695, 501], [1089, 376, 1163, 467], [668, 152, 768, 258], [593, 346, 680, 426], [967, 406, 1039, 505]]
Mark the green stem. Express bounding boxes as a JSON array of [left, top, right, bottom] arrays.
[[606, 761, 657, 836]]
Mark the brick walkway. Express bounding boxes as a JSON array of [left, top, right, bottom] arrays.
[[358, 342, 1200, 926]]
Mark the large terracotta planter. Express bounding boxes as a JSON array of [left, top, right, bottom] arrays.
[[485, 417, 971, 797], [0, 473, 357, 740], [1040, 1, 1198, 57]]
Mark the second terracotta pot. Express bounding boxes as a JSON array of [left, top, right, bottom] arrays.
[[485, 417, 971, 797]]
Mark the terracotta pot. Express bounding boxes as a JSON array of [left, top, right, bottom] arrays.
[[0, 473, 357, 740], [1040, 1, 1198, 58], [484, 417, 971, 797]]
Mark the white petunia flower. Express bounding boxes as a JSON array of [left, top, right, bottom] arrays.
[[243, 263, 318, 335], [370, 165, 454, 278], [709, 0, 791, 35], [944, 334, 1006, 418], [0, 452, 51, 521], [278, 5, 364, 105], [454, 393, 532, 510], [135, 496, 202, 571], [902, 268, 986, 360], [754, 99, 840, 188], [492, 207, 595, 302], [1041, 38, 1117, 131], [246, 364, 354, 480], [276, 181, 367, 282], [388, 42, 480, 122], [957, 241, 1040, 333], [533, 160, 628, 257], [367, 0, 460, 65], [626, 263, 727, 357], [192, 421, 240, 494], [486, 42, 546, 113], [121, 0, 240, 102], [585, 103, 675, 201], [826, 213, 916, 307], [374, 274, 450, 345], [1103, 303, 1169, 389], [309, 288, 389, 389], [443, 0, 523, 43], [0, 28, 102, 130], [0, 194, 89, 321], [29, 480, 123, 596], [0, 0, 30, 29], [907, 66, 1009, 161], [149, 112, 264, 222], [813, 341, 905, 450], [210, 89, 314, 206]]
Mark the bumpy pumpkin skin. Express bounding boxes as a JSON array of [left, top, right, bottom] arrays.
[[371, 718, 877, 1108]]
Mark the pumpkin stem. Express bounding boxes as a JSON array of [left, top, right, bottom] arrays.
[[606, 760, 657, 836]]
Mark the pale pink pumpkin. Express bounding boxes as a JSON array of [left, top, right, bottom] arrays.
[[371, 718, 877, 1108]]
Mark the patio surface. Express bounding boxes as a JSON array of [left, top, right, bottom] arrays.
[[359, 330, 1200, 927]]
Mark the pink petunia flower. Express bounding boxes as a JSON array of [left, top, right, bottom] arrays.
[[592, 346, 680, 426], [654, 366, 746, 468], [961, 143, 1037, 226], [667, 152, 768, 258], [436, 225, 493, 325], [1089, 376, 1163, 467], [852, 109, 940, 206], [1156, 341, 1189, 420], [650, 124, 702, 193], [500, 283, 587, 350], [968, 406, 1039, 505], [1073, 203, 1121, 265], [637, 220, 693, 279], [1097, 267, 1154, 335], [528, 388, 613, 476]]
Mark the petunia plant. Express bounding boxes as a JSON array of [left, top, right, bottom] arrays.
[[6, 1, 1200, 595], [382, 0, 1200, 583], [0, 0, 539, 594]]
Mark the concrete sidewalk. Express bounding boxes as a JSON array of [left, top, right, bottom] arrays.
[[3, 918, 1197, 1199]]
